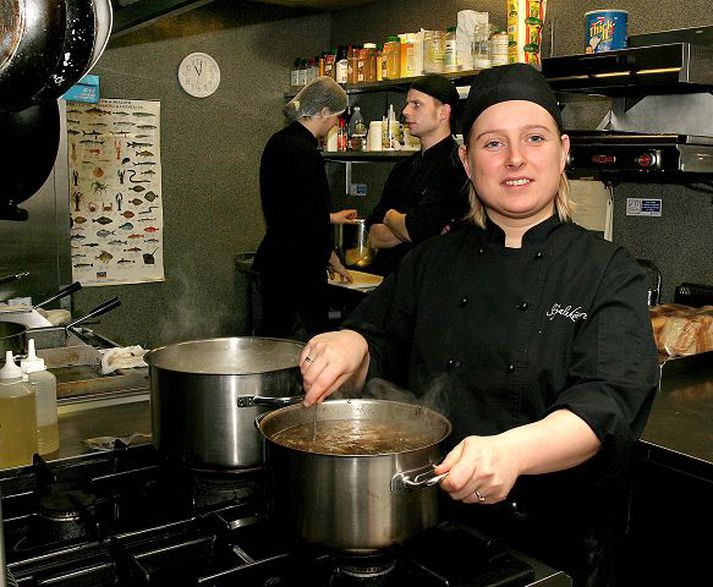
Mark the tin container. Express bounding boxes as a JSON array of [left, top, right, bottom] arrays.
[[585, 10, 628, 53]]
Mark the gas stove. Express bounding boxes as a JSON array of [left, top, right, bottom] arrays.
[[0, 445, 569, 586]]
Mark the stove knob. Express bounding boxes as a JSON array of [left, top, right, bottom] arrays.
[[635, 151, 659, 168]]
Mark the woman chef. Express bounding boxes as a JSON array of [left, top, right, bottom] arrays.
[[253, 77, 356, 341], [297, 64, 659, 585]]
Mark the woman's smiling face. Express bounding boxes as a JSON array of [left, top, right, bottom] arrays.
[[459, 100, 569, 227]]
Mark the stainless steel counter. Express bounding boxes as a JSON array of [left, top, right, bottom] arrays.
[[52, 392, 152, 461], [637, 352, 713, 480]]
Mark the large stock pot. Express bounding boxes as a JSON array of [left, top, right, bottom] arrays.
[[256, 398, 452, 552], [145, 337, 304, 468]]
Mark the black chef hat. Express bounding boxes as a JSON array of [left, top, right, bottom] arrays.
[[461, 63, 563, 137], [410, 74, 460, 113]]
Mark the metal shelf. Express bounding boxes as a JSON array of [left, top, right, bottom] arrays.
[[284, 69, 484, 98], [321, 150, 415, 162]]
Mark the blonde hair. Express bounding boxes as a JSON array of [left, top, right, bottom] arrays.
[[466, 172, 574, 228]]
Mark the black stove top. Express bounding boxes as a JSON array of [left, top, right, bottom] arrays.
[[0, 445, 558, 586]]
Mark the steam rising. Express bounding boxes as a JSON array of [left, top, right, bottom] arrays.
[[362, 375, 452, 423], [157, 270, 232, 344]]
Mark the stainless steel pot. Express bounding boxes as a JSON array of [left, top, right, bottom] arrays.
[[256, 399, 452, 552], [145, 337, 305, 469], [334, 219, 375, 269]]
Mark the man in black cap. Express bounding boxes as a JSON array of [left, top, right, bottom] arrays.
[[365, 74, 469, 275]]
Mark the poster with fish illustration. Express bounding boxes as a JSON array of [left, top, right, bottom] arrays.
[[67, 98, 164, 286]]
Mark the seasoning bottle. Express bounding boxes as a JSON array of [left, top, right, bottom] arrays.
[[383, 36, 401, 79], [21, 339, 59, 455], [323, 49, 337, 79], [335, 46, 349, 84], [298, 58, 308, 86], [362, 43, 377, 82], [290, 58, 301, 86], [489, 28, 509, 66], [348, 106, 367, 151], [376, 44, 385, 81], [423, 29, 445, 73], [444, 26, 458, 72], [0, 350, 38, 468]]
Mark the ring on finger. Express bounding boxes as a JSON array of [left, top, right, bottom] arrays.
[[474, 489, 486, 502], [304, 356, 314, 364]]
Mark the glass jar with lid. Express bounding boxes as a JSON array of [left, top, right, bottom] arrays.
[[423, 29, 445, 73]]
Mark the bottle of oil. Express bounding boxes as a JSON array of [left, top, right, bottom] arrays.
[[21, 339, 59, 455], [0, 350, 37, 468]]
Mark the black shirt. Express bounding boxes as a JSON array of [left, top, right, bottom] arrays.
[[344, 216, 659, 484], [365, 135, 469, 274], [252, 122, 334, 339], [254, 121, 332, 281]]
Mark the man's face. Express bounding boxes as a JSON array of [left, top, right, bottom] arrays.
[[402, 89, 448, 139]]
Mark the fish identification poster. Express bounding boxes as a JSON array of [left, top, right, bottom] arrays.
[[67, 98, 164, 286]]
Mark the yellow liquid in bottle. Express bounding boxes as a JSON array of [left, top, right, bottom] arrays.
[[0, 392, 38, 468], [38, 421, 60, 455]]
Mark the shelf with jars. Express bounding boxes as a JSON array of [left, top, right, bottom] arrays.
[[284, 68, 486, 99]]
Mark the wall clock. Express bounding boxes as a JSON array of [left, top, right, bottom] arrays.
[[178, 52, 221, 98]]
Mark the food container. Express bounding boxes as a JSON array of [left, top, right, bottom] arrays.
[[585, 10, 628, 53], [507, 0, 547, 67], [256, 399, 452, 551]]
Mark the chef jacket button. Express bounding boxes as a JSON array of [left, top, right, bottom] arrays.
[[506, 363, 516, 373], [478, 247, 485, 255], [459, 297, 468, 307], [535, 251, 544, 259], [518, 301, 528, 311]]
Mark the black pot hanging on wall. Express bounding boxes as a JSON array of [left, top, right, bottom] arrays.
[[0, 101, 60, 221]]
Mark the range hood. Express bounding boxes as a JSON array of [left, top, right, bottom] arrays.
[[542, 25, 713, 96]]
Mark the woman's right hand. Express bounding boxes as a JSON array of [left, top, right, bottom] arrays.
[[300, 329, 370, 406]]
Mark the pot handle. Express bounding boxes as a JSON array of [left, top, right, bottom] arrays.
[[237, 394, 305, 408], [391, 465, 448, 495]]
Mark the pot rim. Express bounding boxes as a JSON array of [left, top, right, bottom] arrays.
[[144, 336, 304, 375], [257, 398, 452, 458]]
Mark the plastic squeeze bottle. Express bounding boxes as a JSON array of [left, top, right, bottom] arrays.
[[0, 350, 38, 468], [21, 339, 59, 455]]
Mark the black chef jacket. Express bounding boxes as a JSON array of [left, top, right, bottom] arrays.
[[343, 216, 659, 585], [253, 122, 333, 339], [365, 135, 469, 275]]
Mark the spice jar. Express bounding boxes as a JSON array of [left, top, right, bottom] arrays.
[[423, 29, 445, 73], [383, 36, 401, 79]]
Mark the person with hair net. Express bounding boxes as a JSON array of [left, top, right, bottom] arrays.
[[296, 65, 659, 585], [253, 77, 357, 341]]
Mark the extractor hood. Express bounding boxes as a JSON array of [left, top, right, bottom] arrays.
[[542, 25, 713, 96]]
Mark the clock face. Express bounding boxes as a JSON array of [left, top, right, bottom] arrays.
[[178, 52, 221, 98]]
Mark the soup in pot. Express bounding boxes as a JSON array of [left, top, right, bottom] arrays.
[[269, 419, 435, 455]]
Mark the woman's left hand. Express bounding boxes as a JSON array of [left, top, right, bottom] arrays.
[[330, 209, 358, 224], [328, 251, 352, 283], [434, 435, 521, 505]]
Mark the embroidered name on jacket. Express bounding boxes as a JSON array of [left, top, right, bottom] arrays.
[[546, 303, 588, 322]]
